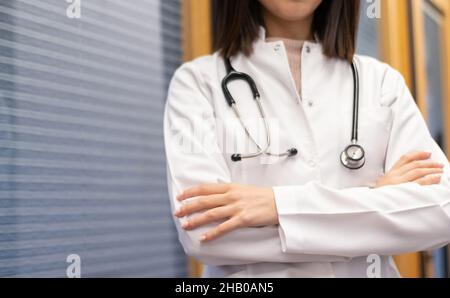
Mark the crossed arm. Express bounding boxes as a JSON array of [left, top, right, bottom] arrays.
[[164, 63, 450, 265], [174, 151, 444, 243]]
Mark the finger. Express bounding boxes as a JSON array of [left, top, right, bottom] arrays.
[[200, 217, 242, 242], [174, 194, 228, 217], [403, 167, 444, 182], [393, 151, 432, 170], [414, 174, 443, 186], [177, 184, 232, 201], [182, 206, 234, 231], [397, 160, 444, 175]]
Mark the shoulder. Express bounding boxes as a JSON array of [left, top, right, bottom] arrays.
[[171, 52, 222, 83], [355, 55, 403, 83], [166, 52, 223, 106], [355, 55, 409, 105]]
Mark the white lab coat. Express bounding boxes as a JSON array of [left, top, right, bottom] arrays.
[[163, 28, 450, 277]]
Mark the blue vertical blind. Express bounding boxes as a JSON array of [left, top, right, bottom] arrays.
[[0, 0, 186, 277], [357, 0, 380, 58]]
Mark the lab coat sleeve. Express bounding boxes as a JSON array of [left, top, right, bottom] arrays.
[[164, 61, 350, 266], [274, 67, 450, 258]]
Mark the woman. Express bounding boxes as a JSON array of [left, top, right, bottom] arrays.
[[164, 0, 450, 277]]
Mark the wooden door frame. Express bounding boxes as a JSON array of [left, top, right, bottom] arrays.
[[380, 0, 414, 87], [182, 0, 212, 62], [182, 0, 213, 278], [379, 0, 424, 278]]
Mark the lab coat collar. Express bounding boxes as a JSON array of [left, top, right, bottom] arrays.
[[257, 26, 321, 50], [251, 26, 326, 104]]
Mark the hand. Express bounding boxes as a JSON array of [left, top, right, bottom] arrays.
[[174, 184, 277, 242], [375, 151, 444, 188]]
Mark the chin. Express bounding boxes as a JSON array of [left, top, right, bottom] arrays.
[[259, 0, 323, 21]]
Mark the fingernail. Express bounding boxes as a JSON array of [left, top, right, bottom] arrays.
[[199, 235, 207, 242], [176, 193, 183, 200], [181, 221, 189, 229], [174, 208, 181, 217], [433, 173, 442, 178]]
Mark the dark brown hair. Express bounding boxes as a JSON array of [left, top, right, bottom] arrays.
[[214, 0, 361, 62]]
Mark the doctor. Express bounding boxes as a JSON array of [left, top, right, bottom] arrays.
[[164, 0, 450, 277]]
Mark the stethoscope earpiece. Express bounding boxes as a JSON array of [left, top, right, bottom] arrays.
[[231, 149, 298, 162], [231, 154, 242, 162], [288, 148, 298, 157]]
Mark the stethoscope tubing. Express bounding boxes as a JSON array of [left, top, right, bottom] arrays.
[[230, 100, 270, 159], [350, 60, 360, 143], [222, 56, 363, 169]]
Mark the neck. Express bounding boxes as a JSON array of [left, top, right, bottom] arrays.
[[262, 10, 314, 41]]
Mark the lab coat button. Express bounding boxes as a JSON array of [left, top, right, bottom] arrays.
[[274, 44, 281, 52], [307, 101, 314, 107], [305, 46, 311, 53]]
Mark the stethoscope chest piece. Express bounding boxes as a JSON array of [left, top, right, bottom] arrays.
[[340, 143, 365, 170]]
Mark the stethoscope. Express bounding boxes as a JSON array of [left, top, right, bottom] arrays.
[[221, 57, 365, 170]]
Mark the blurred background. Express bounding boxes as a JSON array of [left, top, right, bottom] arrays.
[[0, 0, 448, 278]]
